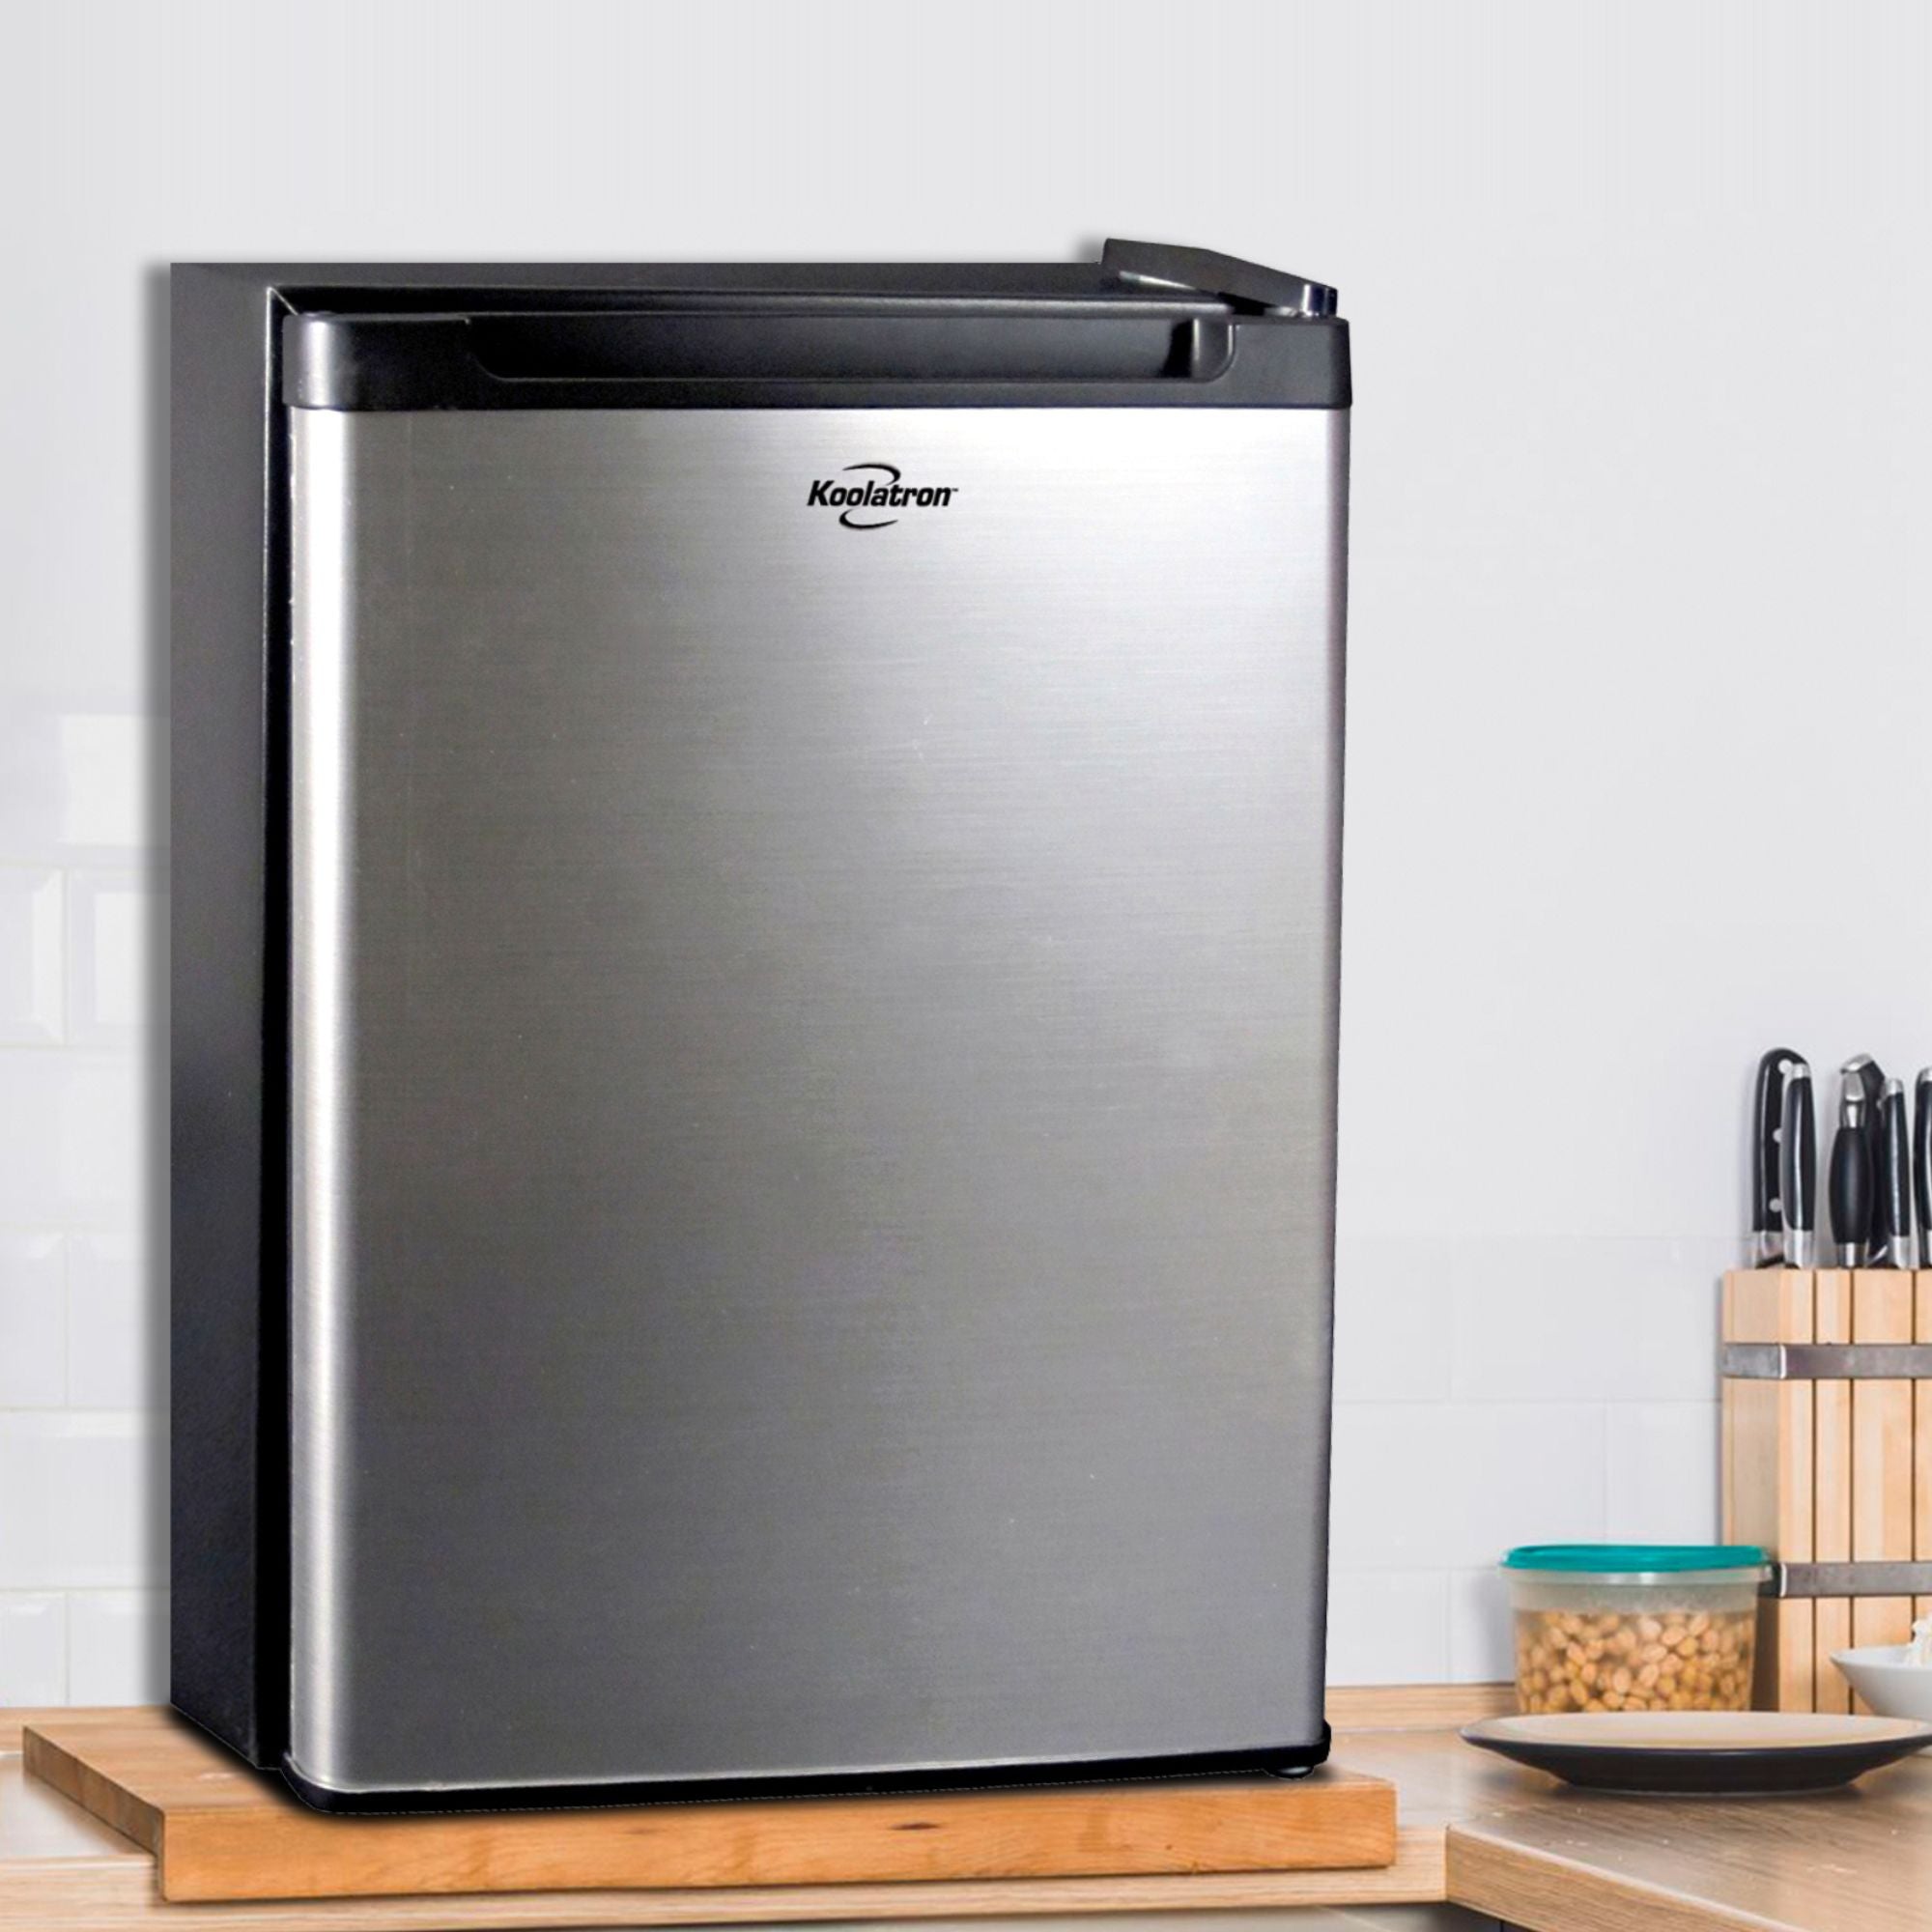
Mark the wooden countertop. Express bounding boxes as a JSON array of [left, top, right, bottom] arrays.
[[5, 1690, 1930, 1932]]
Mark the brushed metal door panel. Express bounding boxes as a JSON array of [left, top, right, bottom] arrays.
[[289, 406, 1346, 1796]]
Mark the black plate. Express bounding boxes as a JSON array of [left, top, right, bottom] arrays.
[[1463, 1712, 1932, 1795]]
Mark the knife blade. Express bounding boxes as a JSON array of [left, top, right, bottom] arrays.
[[1829, 1066, 1874, 1268], [1751, 1049, 1801, 1265], [1877, 1077, 1913, 1268], [1916, 1068, 1931, 1269], [1781, 1060, 1816, 1268]]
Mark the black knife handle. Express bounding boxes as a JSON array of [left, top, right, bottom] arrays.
[[1858, 1061, 1887, 1240], [1879, 1082, 1912, 1261], [1851, 1057, 1887, 1117], [1752, 1049, 1799, 1236], [1830, 1121, 1873, 1265], [1916, 1071, 1931, 1266], [1782, 1068, 1816, 1260]]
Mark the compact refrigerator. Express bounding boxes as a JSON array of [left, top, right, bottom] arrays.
[[171, 242, 1350, 1811]]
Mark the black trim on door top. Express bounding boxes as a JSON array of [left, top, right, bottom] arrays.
[[284, 306, 1349, 411]]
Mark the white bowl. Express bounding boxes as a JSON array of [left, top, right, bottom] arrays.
[[1831, 1645, 1932, 1724]]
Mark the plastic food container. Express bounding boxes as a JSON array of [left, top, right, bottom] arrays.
[[1502, 1544, 1771, 1714]]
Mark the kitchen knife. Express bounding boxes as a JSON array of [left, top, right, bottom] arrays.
[[1847, 1053, 1888, 1116], [1917, 1068, 1931, 1269], [1876, 1077, 1913, 1268], [1751, 1048, 1801, 1265], [1781, 1060, 1816, 1268], [1845, 1054, 1888, 1264], [1829, 1067, 1873, 1268]]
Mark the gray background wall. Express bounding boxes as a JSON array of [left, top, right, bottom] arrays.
[[2, 0, 1927, 1699]]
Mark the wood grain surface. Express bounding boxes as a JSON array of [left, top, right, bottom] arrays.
[[13, 1708, 1932, 1930], [1447, 1756, 1932, 1932], [1917, 1271, 1932, 1651], [21, 1710, 1397, 1904], [1850, 1269, 1918, 1681], [1323, 1681, 1515, 1728], [1722, 1267, 1814, 1708], [1812, 1269, 1854, 1713]]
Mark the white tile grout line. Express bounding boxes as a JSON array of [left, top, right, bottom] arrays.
[[0, 1041, 160, 1055], [0, 1410, 161, 1422], [0, 1224, 147, 1238], [0, 1407, 165, 1417]]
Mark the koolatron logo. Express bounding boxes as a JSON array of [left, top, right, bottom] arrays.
[[808, 462, 958, 531]]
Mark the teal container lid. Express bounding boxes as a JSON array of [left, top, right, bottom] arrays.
[[1502, 1543, 1769, 1574]]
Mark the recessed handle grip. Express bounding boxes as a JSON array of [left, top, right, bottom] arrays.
[[283, 309, 1259, 408]]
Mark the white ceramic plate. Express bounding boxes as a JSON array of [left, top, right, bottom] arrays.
[[1463, 1710, 1932, 1793], [1831, 1646, 1932, 1723]]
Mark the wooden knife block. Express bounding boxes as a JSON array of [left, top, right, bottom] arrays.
[[1721, 1266, 1932, 1711]]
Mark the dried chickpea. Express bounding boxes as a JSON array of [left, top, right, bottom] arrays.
[[1513, 1605, 1755, 1714]]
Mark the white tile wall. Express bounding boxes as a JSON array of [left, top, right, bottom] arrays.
[[0, 1593, 67, 1705], [0, 867, 63, 1043], [1605, 1402, 1722, 1544], [0, 1233, 66, 1408], [68, 1233, 157, 1411], [0, 709, 162, 867], [1324, 1233, 1732, 1685], [1326, 1570, 1449, 1687], [1330, 1236, 1453, 1405], [66, 870, 156, 1043], [0, 1412, 156, 1591], [0, 1050, 150, 1230], [0, 696, 167, 1707], [56, 715, 158, 855], [69, 1591, 169, 1706], [1446, 1565, 1515, 1684], [1449, 1238, 1723, 1405]]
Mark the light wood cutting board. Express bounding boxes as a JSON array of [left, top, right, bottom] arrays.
[[23, 1709, 1397, 1905]]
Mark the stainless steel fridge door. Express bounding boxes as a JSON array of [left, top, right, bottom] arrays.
[[288, 405, 1346, 1799]]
